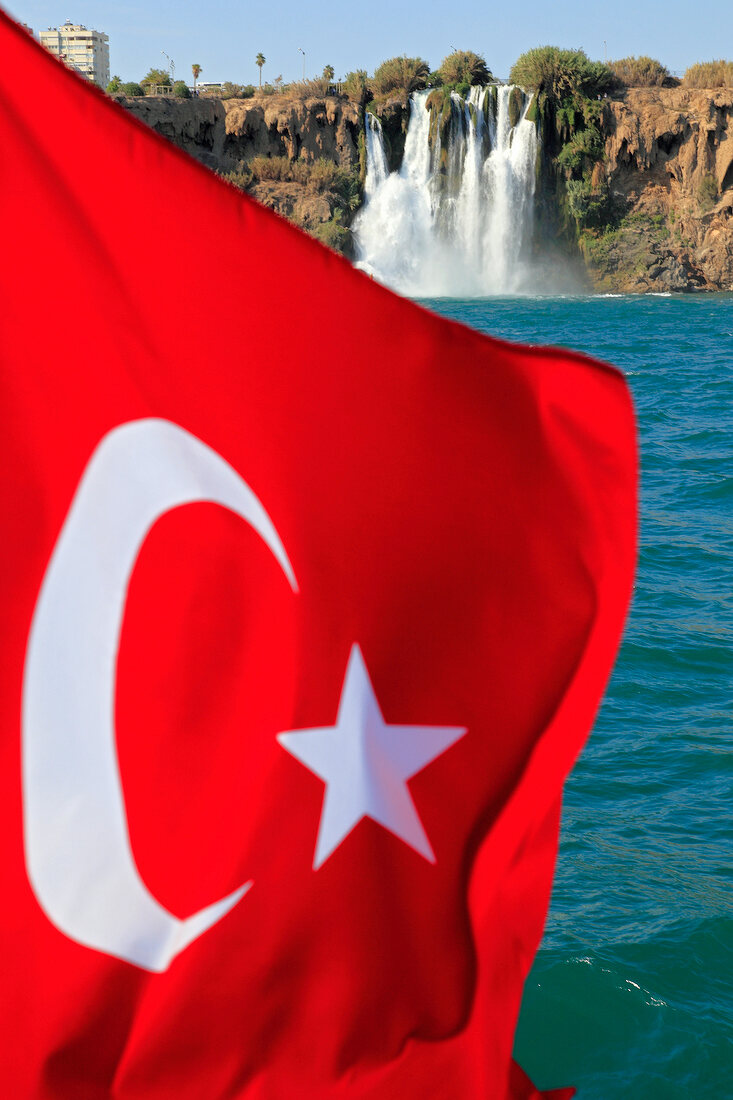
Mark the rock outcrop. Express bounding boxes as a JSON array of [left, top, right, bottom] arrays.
[[121, 96, 227, 170], [586, 87, 733, 291], [121, 93, 360, 173], [221, 96, 360, 169], [121, 92, 362, 250]]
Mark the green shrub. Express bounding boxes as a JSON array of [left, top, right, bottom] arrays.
[[312, 221, 350, 253], [120, 82, 144, 97], [306, 161, 360, 205], [566, 178, 610, 226], [172, 80, 190, 98], [289, 77, 330, 98], [332, 168, 361, 209], [608, 56, 670, 87], [220, 168, 253, 190], [557, 127, 604, 170], [482, 84, 498, 117], [699, 173, 719, 210], [290, 161, 311, 185], [307, 158, 340, 191], [106, 75, 121, 93], [261, 83, 275, 96], [509, 47, 613, 100], [250, 155, 290, 181], [371, 56, 430, 96], [219, 82, 255, 99], [508, 86, 523, 127], [438, 50, 492, 86], [246, 156, 360, 206], [683, 60, 733, 88], [343, 70, 370, 103]]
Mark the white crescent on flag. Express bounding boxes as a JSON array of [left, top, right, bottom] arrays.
[[22, 418, 297, 973]]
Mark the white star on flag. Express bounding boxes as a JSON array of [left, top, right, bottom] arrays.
[[277, 644, 467, 869]]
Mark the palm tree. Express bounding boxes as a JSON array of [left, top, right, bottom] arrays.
[[323, 64, 335, 83], [256, 52, 265, 88], [191, 63, 201, 95]]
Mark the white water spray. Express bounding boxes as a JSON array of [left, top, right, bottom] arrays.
[[353, 86, 538, 297]]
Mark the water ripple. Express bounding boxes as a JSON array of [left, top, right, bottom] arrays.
[[427, 294, 733, 1099]]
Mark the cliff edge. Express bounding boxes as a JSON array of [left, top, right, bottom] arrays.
[[120, 88, 733, 290], [122, 93, 360, 170], [585, 87, 733, 291]]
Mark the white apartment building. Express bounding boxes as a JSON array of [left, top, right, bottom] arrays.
[[40, 22, 110, 88]]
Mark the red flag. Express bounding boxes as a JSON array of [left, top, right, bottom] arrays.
[[0, 13, 635, 1099]]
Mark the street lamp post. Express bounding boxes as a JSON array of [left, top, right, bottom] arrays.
[[298, 47, 305, 81], [161, 49, 174, 84]]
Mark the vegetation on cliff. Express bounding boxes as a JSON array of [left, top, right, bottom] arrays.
[[108, 76, 144, 96], [141, 67, 171, 91], [437, 50, 492, 87], [508, 48, 614, 243], [683, 60, 733, 88], [342, 70, 370, 105], [215, 82, 255, 100], [607, 56, 672, 88], [509, 47, 613, 101], [222, 156, 361, 255], [371, 56, 431, 97]]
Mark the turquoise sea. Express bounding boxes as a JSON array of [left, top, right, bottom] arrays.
[[425, 295, 733, 1099]]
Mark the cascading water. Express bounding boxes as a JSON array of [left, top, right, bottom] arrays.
[[353, 85, 538, 296], [363, 112, 390, 198]]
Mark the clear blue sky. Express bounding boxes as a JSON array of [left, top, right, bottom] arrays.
[[6, 0, 733, 85]]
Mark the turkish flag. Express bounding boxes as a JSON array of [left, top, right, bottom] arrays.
[[0, 12, 636, 1099]]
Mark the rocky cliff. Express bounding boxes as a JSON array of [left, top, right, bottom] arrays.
[[122, 93, 362, 250], [121, 88, 733, 290], [123, 93, 361, 171], [584, 87, 733, 291]]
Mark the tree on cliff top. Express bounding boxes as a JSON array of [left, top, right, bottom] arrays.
[[372, 56, 430, 97], [220, 82, 255, 99], [191, 63, 201, 93], [438, 50, 492, 86], [343, 70, 370, 103], [141, 67, 172, 89], [509, 47, 612, 101], [323, 65, 335, 84], [256, 52, 265, 88]]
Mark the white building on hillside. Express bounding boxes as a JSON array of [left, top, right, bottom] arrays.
[[40, 22, 110, 88]]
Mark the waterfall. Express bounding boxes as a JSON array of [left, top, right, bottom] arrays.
[[353, 86, 538, 297], [364, 113, 390, 199]]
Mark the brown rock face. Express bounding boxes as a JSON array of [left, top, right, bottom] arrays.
[[121, 92, 360, 173], [590, 87, 733, 291], [222, 96, 360, 168], [119, 96, 227, 170], [119, 92, 362, 254]]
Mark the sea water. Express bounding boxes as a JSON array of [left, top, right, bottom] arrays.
[[424, 294, 733, 1099]]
